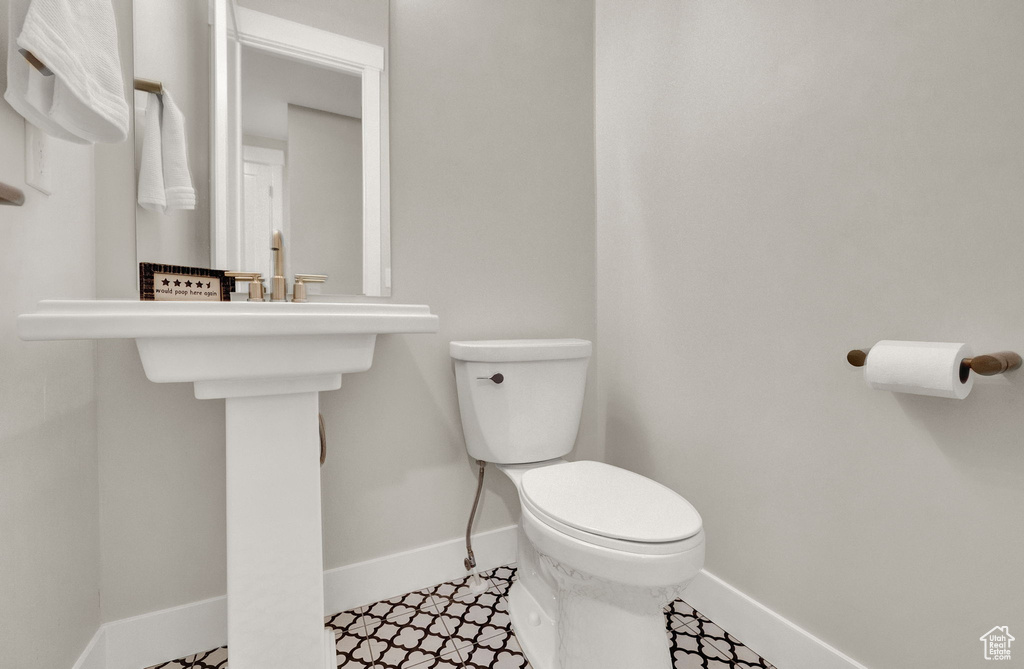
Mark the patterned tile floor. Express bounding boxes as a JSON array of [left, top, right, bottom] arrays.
[[146, 564, 777, 669]]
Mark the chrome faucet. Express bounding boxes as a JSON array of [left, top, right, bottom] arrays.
[[270, 230, 287, 301]]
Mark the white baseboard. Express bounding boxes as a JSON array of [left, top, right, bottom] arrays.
[[104, 595, 228, 669], [70, 628, 105, 669], [77, 525, 518, 669], [683, 570, 871, 669], [74, 528, 869, 669], [323, 524, 518, 614]]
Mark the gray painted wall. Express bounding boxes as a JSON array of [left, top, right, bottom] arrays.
[[322, 0, 598, 568], [288, 105, 363, 295], [0, 5, 101, 667], [595, 2, 1024, 667], [93, 0, 596, 622]]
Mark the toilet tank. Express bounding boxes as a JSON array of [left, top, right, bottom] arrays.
[[450, 339, 592, 464]]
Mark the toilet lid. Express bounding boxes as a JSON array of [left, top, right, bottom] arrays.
[[521, 461, 702, 543]]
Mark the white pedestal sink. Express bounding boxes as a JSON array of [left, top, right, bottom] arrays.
[[18, 300, 440, 669]]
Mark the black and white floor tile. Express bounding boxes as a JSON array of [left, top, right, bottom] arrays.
[[145, 564, 776, 669], [666, 600, 777, 669], [147, 646, 227, 669]]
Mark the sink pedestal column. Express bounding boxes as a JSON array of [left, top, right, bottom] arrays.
[[221, 384, 337, 669], [17, 300, 441, 669]]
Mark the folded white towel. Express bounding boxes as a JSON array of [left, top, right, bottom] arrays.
[[4, 0, 85, 142], [3, 0, 128, 144], [138, 91, 196, 213], [137, 92, 165, 210]]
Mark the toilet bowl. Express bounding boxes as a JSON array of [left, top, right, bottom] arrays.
[[450, 339, 706, 669]]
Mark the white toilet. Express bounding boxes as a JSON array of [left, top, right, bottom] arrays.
[[450, 339, 705, 669]]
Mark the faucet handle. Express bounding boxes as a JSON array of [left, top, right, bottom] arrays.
[[292, 274, 328, 303], [225, 271, 266, 302]]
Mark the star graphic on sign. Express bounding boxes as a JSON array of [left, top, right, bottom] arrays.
[[185, 280, 193, 288], [161, 278, 170, 286], [173, 279, 181, 286]]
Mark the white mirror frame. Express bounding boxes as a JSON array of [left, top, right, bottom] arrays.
[[211, 0, 390, 296]]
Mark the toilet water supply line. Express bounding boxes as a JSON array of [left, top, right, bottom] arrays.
[[464, 459, 491, 594], [464, 460, 486, 569], [326, 419, 488, 587], [319, 414, 327, 466], [321, 417, 485, 581]]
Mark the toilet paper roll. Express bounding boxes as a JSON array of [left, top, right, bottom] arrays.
[[864, 341, 974, 399]]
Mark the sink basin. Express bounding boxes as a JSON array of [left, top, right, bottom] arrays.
[[18, 299, 439, 669], [18, 300, 439, 398]]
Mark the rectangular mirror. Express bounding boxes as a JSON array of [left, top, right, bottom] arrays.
[[134, 0, 391, 297]]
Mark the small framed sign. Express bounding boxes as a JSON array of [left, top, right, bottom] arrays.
[[139, 263, 235, 302]]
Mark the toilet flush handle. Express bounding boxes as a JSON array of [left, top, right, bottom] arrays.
[[476, 373, 504, 384]]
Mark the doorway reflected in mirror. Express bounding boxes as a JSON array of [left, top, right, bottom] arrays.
[[239, 47, 363, 296]]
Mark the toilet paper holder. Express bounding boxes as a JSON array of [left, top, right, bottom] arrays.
[[847, 348, 1022, 382]]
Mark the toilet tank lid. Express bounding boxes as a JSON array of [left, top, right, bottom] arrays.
[[449, 339, 592, 362], [522, 461, 703, 544]]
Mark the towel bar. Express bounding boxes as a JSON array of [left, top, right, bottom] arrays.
[[21, 49, 163, 95], [847, 348, 1022, 378], [19, 48, 52, 75], [134, 78, 163, 95]]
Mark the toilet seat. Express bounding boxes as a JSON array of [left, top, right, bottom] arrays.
[[520, 461, 703, 556]]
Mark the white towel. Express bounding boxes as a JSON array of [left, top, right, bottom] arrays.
[[138, 91, 196, 213], [4, 0, 85, 142], [4, 0, 128, 144]]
